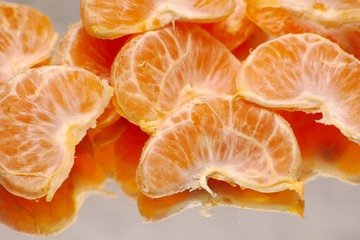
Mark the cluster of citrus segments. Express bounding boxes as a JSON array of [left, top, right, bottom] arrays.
[[1, 0, 360, 236]]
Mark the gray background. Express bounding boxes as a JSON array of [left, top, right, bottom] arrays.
[[2, 0, 360, 239]]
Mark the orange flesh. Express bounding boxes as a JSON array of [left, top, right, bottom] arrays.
[[0, 66, 112, 201], [112, 23, 241, 133], [0, 2, 58, 84], [52, 21, 128, 137], [80, 0, 235, 38], [237, 33, 360, 144], [201, 0, 258, 50], [245, 0, 360, 58], [137, 95, 303, 198]]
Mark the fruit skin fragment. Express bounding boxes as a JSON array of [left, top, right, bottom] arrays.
[[0, 66, 112, 201], [136, 94, 304, 199]]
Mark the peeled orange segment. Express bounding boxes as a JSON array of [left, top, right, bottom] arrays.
[[111, 23, 241, 133], [0, 66, 112, 201], [138, 179, 304, 222], [51, 21, 127, 132], [201, 0, 259, 50], [237, 33, 360, 144], [137, 94, 304, 199], [0, 2, 58, 84], [0, 151, 106, 236], [51, 21, 127, 82], [245, 0, 360, 59], [80, 0, 235, 39], [280, 111, 360, 183]]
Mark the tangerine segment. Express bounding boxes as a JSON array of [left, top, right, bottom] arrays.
[[0, 66, 112, 201], [201, 0, 259, 50], [280, 111, 360, 183], [138, 179, 304, 222], [52, 21, 127, 83], [52, 21, 127, 131], [80, 0, 235, 39], [0, 2, 58, 84], [237, 33, 360, 144], [245, 0, 360, 59], [112, 23, 241, 133], [137, 95, 304, 199], [0, 151, 106, 236]]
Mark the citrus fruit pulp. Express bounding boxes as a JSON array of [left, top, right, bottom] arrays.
[[201, 0, 259, 50], [0, 66, 112, 201], [111, 22, 241, 133], [237, 33, 360, 144], [0, 2, 58, 84], [80, 0, 236, 39], [245, 0, 360, 59], [51, 20, 128, 140], [137, 94, 304, 198]]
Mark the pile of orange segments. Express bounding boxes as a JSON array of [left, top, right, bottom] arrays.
[[1, 0, 360, 236]]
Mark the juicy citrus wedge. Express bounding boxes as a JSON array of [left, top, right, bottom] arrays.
[[0, 66, 112, 201], [0, 2, 58, 84], [280, 111, 360, 183], [137, 95, 304, 199], [111, 22, 241, 133], [52, 21, 127, 82], [0, 151, 106, 236], [237, 33, 360, 144], [80, 0, 235, 39], [201, 0, 259, 50], [138, 179, 304, 222], [245, 0, 360, 59], [51, 21, 128, 134]]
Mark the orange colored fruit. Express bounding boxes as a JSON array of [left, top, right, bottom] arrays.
[[0, 2, 58, 84], [137, 95, 304, 199], [80, 0, 236, 39], [0, 150, 106, 236], [138, 179, 304, 222], [0, 66, 112, 201], [52, 21, 127, 82], [237, 33, 360, 144], [280, 111, 360, 183], [201, 0, 259, 50], [111, 23, 241, 133], [245, 0, 360, 58], [51, 21, 128, 139]]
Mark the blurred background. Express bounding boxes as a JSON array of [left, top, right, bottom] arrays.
[[2, 0, 360, 239]]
